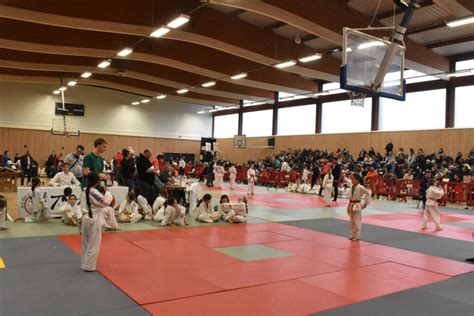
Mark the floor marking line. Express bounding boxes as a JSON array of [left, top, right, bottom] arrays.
[[0, 257, 6, 269]]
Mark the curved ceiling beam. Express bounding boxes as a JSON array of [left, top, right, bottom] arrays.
[[0, 59, 269, 101], [0, 4, 339, 81], [0, 72, 236, 107], [0, 38, 315, 94]]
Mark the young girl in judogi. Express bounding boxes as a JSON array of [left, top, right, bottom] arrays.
[[152, 189, 168, 222], [214, 163, 225, 189], [29, 177, 49, 222], [0, 195, 7, 230], [347, 174, 370, 241], [286, 180, 297, 192], [118, 191, 142, 223], [218, 195, 232, 221], [137, 195, 153, 220], [194, 194, 220, 223], [60, 194, 82, 227], [228, 164, 237, 190], [301, 165, 310, 185], [247, 163, 256, 195], [81, 172, 115, 272], [225, 196, 248, 223], [322, 168, 334, 207], [161, 197, 188, 226], [297, 178, 311, 194], [421, 178, 444, 231]]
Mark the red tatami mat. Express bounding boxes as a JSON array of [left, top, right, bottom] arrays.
[[271, 228, 373, 248], [144, 280, 353, 316], [194, 231, 296, 248]]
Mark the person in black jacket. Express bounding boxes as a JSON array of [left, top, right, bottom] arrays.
[[20, 151, 34, 185], [119, 148, 136, 192], [311, 162, 320, 190], [136, 149, 156, 204], [385, 141, 393, 157], [332, 159, 342, 201]]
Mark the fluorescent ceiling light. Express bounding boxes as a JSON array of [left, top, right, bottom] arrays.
[[53, 90, 60, 95], [446, 15, 474, 27], [150, 26, 170, 38], [201, 81, 216, 87], [67, 80, 77, 86], [81, 72, 92, 78], [177, 88, 189, 94], [117, 47, 133, 57], [358, 41, 384, 50], [131, 101, 140, 105], [156, 94, 167, 100], [140, 99, 150, 103], [98, 59, 111, 68], [197, 110, 206, 114], [313, 91, 329, 97], [299, 54, 322, 63], [274, 60, 297, 69], [231, 73, 247, 80], [167, 14, 190, 29], [59, 86, 67, 91], [446, 69, 474, 77], [208, 109, 219, 112]]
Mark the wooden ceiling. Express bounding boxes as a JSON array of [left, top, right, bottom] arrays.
[[0, 0, 472, 107]]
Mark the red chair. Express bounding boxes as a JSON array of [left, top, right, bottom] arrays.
[[278, 171, 290, 188], [236, 167, 248, 183]]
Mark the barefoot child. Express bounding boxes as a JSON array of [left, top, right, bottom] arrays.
[[421, 178, 444, 231], [347, 174, 370, 241], [118, 191, 142, 223], [194, 194, 221, 223]]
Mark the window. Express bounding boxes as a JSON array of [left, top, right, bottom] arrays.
[[404, 69, 439, 84], [455, 86, 474, 128], [321, 99, 372, 134], [242, 110, 273, 137], [278, 104, 316, 136], [455, 59, 474, 71], [379, 89, 446, 131], [213, 114, 238, 138]]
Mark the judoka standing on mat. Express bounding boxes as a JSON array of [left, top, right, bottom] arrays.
[[80, 172, 115, 272], [421, 178, 444, 231], [347, 174, 370, 241]]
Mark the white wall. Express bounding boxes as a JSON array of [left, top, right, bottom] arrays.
[[0, 81, 213, 140]]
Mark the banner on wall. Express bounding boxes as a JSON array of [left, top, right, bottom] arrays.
[[17, 186, 128, 219]]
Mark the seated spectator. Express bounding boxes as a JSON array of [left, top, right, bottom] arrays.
[[49, 163, 81, 187]]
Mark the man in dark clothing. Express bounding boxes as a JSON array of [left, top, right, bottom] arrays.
[[311, 162, 320, 190], [119, 148, 136, 192], [20, 151, 33, 185], [385, 141, 393, 157], [136, 149, 156, 204], [332, 159, 342, 201]]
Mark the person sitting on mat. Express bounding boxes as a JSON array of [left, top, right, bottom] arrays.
[[152, 189, 168, 223], [118, 191, 142, 223], [194, 194, 220, 223], [59, 194, 82, 227], [224, 196, 248, 224], [161, 197, 188, 226], [218, 194, 232, 221]]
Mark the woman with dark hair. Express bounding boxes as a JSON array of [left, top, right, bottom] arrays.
[[194, 194, 220, 223], [80, 172, 115, 272]]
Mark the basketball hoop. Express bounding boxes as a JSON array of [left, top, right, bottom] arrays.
[[347, 91, 367, 107]]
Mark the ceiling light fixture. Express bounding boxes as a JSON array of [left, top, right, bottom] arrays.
[[98, 59, 111, 68], [299, 54, 322, 63], [177, 88, 189, 94], [117, 47, 133, 57], [150, 26, 170, 38], [167, 14, 190, 29], [231, 73, 247, 80], [274, 60, 297, 69], [81, 72, 92, 78], [53, 90, 60, 95], [59, 86, 67, 91], [197, 110, 206, 114], [208, 109, 219, 112], [156, 94, 167, 100], [202, 81, 216, 87], [67, 80, 77, 86], [131, 101, 140, 105], [446, 15, 474, 27], [140, 99, 150, 103]]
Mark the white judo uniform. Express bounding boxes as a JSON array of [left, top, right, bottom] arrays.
[[302, 168, 310, 184], [59, 202, 82, 226], [80, 188, 114, 271], [229, 166, 237, 190], [118, 200, 142, 223], [223, 202, 247, 223], [194, 202, 221, 223], [322, 174, 334, 206], [247, 168, 256, 195], [152, 196, 166, 222], [422, 185, 444, 230], [49, 171, 81, 187], [30, 188, 49, 222], [214, 166, 225, 188], [347, 184, 370, 240], [137, 195, 153, 220], [0, 205, 6, 230], [161, 204, 187, 226]]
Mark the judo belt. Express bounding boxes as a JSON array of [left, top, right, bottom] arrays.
[[347, 200, 360, 215], [349, 200, 361, 203]]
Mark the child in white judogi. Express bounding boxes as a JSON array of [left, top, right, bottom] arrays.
[[229, 165, 237, 190], [118, 191, 142, 223], [137, 195, 153, 220], [81, 172, 116, 272], [194, 194, 220, 223], [247, 164, 256, 195], [214, 164, 225, 189], [302, 165, 310, 184], [60, 194, 82, 226], [0, 195, 7, 230], [347, 174, 370, 241], [422, 179, 444, 231], [152, 189, 168, 222], [161, 197, 188, 226], [29, 177, 49, 222], [218, 195, 232, 221], [322, 169, 334, 207], [287, 180, 297, 192], [224, 197, 248, 223]]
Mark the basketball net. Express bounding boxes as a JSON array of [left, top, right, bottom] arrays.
[[347, 91, 366, 107]]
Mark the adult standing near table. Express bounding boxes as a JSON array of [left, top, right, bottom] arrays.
[[20, 150, 34, 185], [64, 145, 84, 184], [136, 149, 157, 205], [119, 148, 136, 192], [82, 138, 109, 188]]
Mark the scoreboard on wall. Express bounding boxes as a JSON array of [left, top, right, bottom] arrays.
[[55, 103, 85, 116]]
